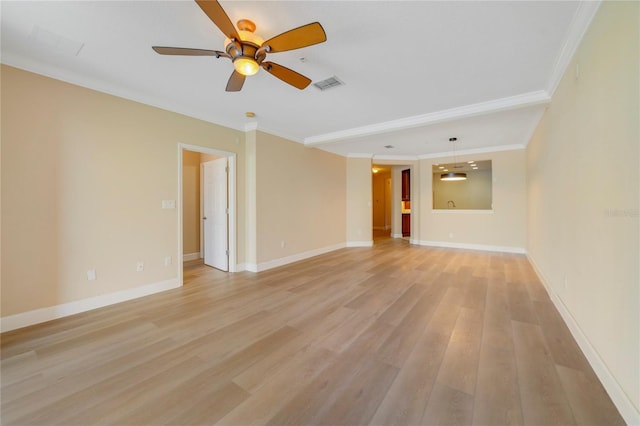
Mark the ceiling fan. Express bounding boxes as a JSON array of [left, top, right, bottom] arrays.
[[152, 0, 326, 92]]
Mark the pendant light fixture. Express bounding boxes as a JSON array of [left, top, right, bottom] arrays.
[[441, 137, 467, 181]]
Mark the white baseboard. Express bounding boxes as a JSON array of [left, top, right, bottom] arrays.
[[417, 240, 526, 254], [0, 278, 181, 333], [234, 263, 248, 272], [243, 242, 371, 273], [253, 243, 347, 273], [183, 252, 200, 262], [391, 233, 404, 238], [346, 240, 374, 248], [244, 263, 258, 273], [527, 254, 640, 426]]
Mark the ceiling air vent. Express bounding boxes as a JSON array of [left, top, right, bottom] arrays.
[[313, 76, 344, 91]]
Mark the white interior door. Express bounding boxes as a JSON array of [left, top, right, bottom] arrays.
[[203, 158, 228, 271]]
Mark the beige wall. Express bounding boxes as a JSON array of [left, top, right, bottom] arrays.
[[1, 65, 246, 317], [182, 150, 201, 256], [526, 1, 639, 420], [255, 131, 346, 264], [346, 157, 372, 245], [419, 149, 527, 251]]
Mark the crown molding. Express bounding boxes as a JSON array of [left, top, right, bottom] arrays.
[[418, 144, 526, 160], [546, 1, 601, 96], [347, 153, 374, 159], [372, 155, 419, 161], [2, 54, 248, 134], [303, 90, 550, 146]]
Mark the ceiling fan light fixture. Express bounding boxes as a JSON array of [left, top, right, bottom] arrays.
[[441, 172, 467, 181], [233, 57, 260, 76]]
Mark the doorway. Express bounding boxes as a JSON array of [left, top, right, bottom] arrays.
[[178, 144, 237, 286], [372, 165, 392, 241]]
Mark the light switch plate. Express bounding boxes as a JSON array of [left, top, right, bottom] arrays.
[[162, 200, 176, 209]]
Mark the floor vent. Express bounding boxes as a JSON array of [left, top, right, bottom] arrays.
[[313, 76, 345, 91]]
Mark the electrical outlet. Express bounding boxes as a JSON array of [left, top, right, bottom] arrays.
[[136, 261, 144, 272], [280, 240, 285, 248], [87, 269, 96, 281], [449, 232, 454, 239], [164, 256, 172, 266]]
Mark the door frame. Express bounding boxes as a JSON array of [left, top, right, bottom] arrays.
[[178, 143, 237, 286]]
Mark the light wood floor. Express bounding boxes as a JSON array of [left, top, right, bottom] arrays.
[[1, 238, 624, 425]]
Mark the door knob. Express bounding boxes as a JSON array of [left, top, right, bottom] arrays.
[[203, 217, 207, 220]]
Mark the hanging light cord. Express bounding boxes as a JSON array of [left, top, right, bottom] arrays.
[[450, 137, 458, 167]]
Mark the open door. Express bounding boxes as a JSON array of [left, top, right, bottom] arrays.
[[203, 158, 228, 271]]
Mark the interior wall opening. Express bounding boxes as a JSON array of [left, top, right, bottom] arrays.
[[178, 144, 237, 287], [371, 165, 392, 241]]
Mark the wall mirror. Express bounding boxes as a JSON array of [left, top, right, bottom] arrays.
[[432, 160, 492, 210]]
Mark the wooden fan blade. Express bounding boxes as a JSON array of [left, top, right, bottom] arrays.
[[226, 70, 245, 92], [262, 61, 311, 90], [195, 0, 239, 40], [152, 47, 229, 57], [262, 22, 326, 53]]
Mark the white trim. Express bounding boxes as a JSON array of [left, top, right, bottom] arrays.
[[372, 155, 419, 161], [2, 55, 246, 135], [417, 240, 526, 254], [347, 153, 374, 159], [253, 243, 346, 272], [418, 144, 526, 160], [183, 252, 200, 262], [391, 233, 403, 238], [244, 263, 258, 273], [227, 155, 237, 272], [244, 122, 258, 132], [346, 240, 374, 248], [304, 91, 550, 146], [546, 1, 602, 96], [234, 263, 248, 272], [527, 254, 640, 426], [0, 279, 180, 333], [431, 209, 495, 215]]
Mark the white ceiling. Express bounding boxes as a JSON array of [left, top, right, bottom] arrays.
[[1, 1, 598, 158]]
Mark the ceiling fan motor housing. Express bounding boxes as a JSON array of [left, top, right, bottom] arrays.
[[225, 24, 268, 73]]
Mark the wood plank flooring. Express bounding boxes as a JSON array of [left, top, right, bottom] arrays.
[[1, 238, 625, 425]]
